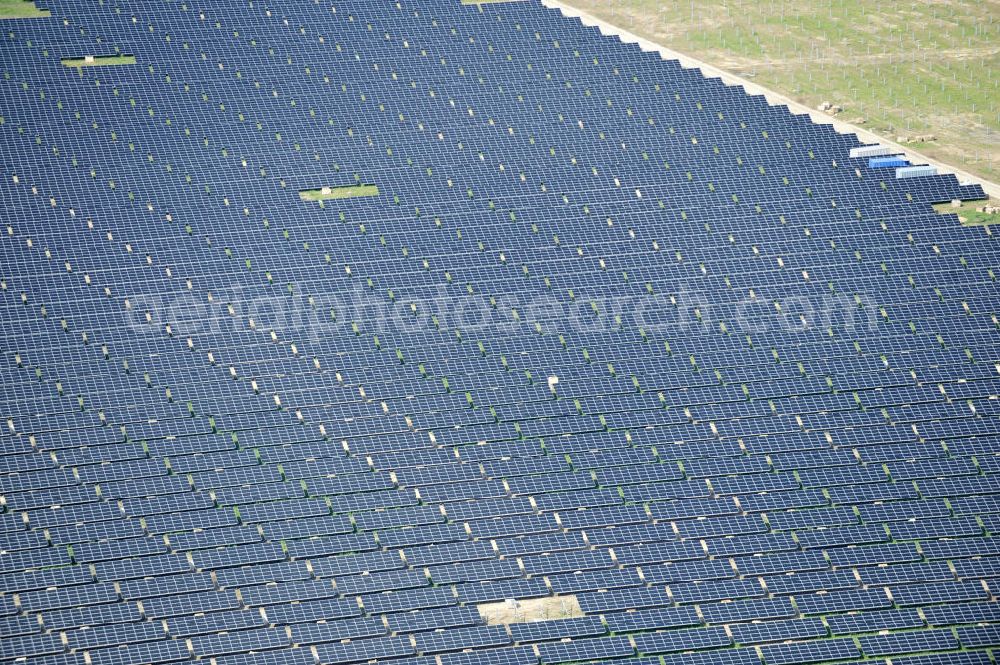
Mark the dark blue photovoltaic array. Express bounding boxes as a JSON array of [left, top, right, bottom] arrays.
[[0, 1, 997, 664]]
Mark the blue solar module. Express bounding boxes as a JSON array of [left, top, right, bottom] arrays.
[[892, 654, 992, 665], [552, 567, 644, 594], [826, 609, 925, 635], [509, 616, 606, 643], [264, 598, 362, 625], [385, 607, 482, 634], [455, 576, 550, 603], [729, 618, 827, 645], [603, 607, 702, 633], [661, 649, 760, 665], [858, 630, 958, 657], [438, 646, 537, 665], [700, 598, 796, 624], [924, 603, 1000, 626], [759, 638, 860, 665], [288, 617, 387, 645], [578, 587, 671, 612], [957, 625, 1000, 648], [316, 637, 415, 665], [168, 610, 265, 638], [215, 649, 316, 665], [191, 627, 289, 658], [0, 0, 996, 663], [537, 636, 634, 663], [795, 588, 892, 614], [633, 627, 731, 654], [414, 625, 511, 654]]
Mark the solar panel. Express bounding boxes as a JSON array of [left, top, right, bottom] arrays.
[[437, 645, 537, 665], [759, 638, 860, 665], [414, 625, 511, 654], [957, 625, 1000, 648], [858, 630, 959, 658], [38, 602, 143, 632], [168, 609, 266, 638], [86, 641, 191, 665], [603, 607, 701, 633], [537, 636, 635, 663], [64, 623, 165, 651], [826, 609, 924, 635], [191, 628, 289, 658], [315, 637, 415, 665], [385, 606, 482, 634], [633, 627, 731, 654], [661, 649, 760, 665], [700, 598, 797, 624], [892, 654, 991, 665], [729, 618, 827, 645], [264, 598, 362, 625], [215, 648, 316, 665], [0, 1, 996, 664], [455, 576, 550, 603]]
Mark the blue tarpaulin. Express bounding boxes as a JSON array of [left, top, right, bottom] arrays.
[[869, 156, 909, 168]]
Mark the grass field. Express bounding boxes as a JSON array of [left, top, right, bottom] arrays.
[[934, 198, 1000, 226], [0, 0, 48, 18], [61, 55, 136, 68], [558, 0, 1000, 184], [299, 185, 380, 202]]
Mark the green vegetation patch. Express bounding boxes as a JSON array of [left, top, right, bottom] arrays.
[[561, 0, 1000, 183], [933, 198, 1000, 226], [961, 213, 1000, 227], [61, 55, 137, 68], [0, 0, 48, 19], [299, 184, 380, 202]]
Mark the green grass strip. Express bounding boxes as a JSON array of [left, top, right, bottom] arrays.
[[958, 210, 1000, 226], [299, 185, 379, 202], [933, 198, 1000, 226], [61, 55, 137, 68], [0, 0, 48, 19]]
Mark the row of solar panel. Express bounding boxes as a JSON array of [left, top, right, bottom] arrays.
[[3, 18, 980, 226], [0, 7, 996, 665], [1, 618, 998, 665], [1, 214, 984, 404]]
